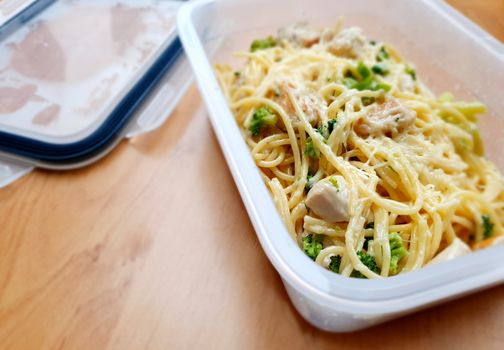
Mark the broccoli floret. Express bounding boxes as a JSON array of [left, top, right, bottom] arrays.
[[350, 251, 379, 278], [305, 174, 315, 192], [327, 119, 337, 134], [250, 36, 277, 52], [316, 119, 337, 139], [329, 255, 341, 273], [342, 77, 358, 88], [302, 234, 323, 260], [357, 61, 372, 80], [305, 137, 320, 159], [372, 63, 389, 75], [405, 65, 417, 81], [389, 233, 408, 275], [344, 77, 390, 92], [249, 107, 277, 136], [366, 80, 391, 92], [377, 46, 390, 61], [377, 83, 391, 92], [361, 97, 376, 106], [482, 215, 495, 239], [343, 62, 391, 92], [328, 176, 339, 191]]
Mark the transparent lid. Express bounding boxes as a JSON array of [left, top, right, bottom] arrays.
[[0, 0, 182, 144]]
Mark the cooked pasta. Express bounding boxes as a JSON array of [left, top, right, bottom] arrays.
[[215, 22, 504, 278]]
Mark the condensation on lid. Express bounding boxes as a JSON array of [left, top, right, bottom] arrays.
[[0, 0, 180, 143]]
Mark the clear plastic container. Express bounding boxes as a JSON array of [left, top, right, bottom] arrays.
[[177, 0, 504, 332], [0, 0, 192, 186]]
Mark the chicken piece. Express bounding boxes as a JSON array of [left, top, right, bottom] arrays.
[[327, 27, 366, 59], [354, 97, 416, 137], [278, 22, 321, 48], [273, 83, 326, 126], [428, 238, 471, 265], [319, 27, 337, 44], [306, 175, 350, 223], [295, 90, 326, 125]]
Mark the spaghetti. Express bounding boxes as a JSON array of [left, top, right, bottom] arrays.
[[216, 23, 504, 278]]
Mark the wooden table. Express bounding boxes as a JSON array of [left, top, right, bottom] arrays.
[[1, 1, 503, 349]]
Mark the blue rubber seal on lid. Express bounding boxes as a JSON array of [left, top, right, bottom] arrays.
[[0, 0, 56, 41]]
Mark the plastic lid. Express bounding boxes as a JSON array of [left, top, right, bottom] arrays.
[[0, 0, 188, 168]]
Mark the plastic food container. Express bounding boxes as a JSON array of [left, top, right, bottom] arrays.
[[0, 0, 192, 187], [177, 0, 504, 332]]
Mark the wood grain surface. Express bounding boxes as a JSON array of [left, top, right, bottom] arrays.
[[1, 1, 503, 349]]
